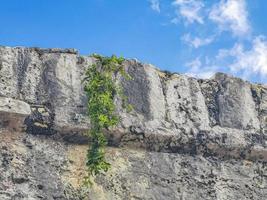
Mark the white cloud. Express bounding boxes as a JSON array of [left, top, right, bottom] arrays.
[[186, 36, 267, 82], [172, 0, 204, 24], [182, 34, 214, 48], [185, 57, 217, 79], [167, 0, 266, 83], [149, 0, 160, 13], [218, 36, 267, 78], [209, 0, 250, 37]]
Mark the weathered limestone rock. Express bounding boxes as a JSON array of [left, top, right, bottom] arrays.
[[0, 46, 90, 134], [1, 130, 265, 200], [0, 97, 31, 116], [0, 46, 267, 199], [214, 73, 260, 131], [251, 84, 267, 137], [164, 74, 210, 132], [0, 97, 31, 131]]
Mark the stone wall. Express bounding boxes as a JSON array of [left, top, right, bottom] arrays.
[[0, 46, 266, 199]]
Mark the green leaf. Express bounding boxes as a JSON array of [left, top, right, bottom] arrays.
[[83, 54, 133, 186]]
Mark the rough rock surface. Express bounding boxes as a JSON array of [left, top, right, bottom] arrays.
[[0, 46, 266, 200]]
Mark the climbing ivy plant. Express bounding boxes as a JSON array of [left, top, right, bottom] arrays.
[[83, 54, 132, 185]]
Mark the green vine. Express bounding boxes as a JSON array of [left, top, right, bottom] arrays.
[[83, 54, 131, 185]]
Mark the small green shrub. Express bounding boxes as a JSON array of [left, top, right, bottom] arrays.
[[83, 54, 131, 185]]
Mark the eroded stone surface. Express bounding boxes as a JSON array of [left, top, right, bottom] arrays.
[[0, 46, 267, 199], [0, 97, 31, 116], [1, 130, 266, 200], [0, 97, 31, 131], [214, 73, 260, 130]]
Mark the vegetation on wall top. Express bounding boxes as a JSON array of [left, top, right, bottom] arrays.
[[83, 54, 132, 185]]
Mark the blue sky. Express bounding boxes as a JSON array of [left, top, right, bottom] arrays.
[[0, 0, 267, 83]]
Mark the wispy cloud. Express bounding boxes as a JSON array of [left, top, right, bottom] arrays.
[[172, 0, 204, 24], [181, 34, 214, 48], [186, 35, 267, 82], [176, 0, 264, 81], [150, 0, 266, 83], [149, 0, 160, 13], [218, 36, 267, 79], [209, 0, 250, 37], [185, 57, 218, 79]]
